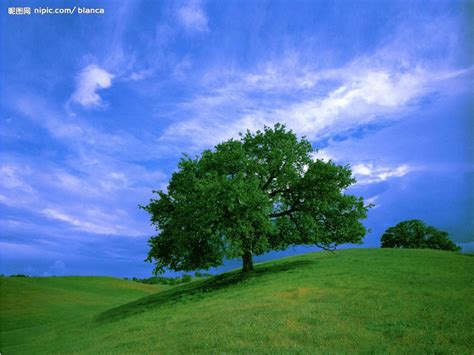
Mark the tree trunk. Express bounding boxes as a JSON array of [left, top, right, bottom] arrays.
[[242, 251, 254, 272]]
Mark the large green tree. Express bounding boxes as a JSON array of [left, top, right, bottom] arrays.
[[381, 219, 461, 251], [142, 124, 370, 273]]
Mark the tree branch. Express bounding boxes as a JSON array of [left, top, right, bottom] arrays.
[[288, 214, 338, 254], [262, 173, 276, 191], [269, 208, 295, 218], [262, 159, 288, 191], [315, 242, 337, 251], [269, 188, 288, 198]]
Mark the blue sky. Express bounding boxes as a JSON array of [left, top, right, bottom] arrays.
[[1, 0, 472, 277]]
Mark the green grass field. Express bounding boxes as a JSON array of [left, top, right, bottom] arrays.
[[1, 249, 473, 354]]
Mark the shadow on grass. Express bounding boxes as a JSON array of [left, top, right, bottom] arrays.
[[96, 258, 314, 323]]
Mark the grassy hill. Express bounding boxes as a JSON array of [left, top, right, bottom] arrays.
[[1, 249, 473, 353]]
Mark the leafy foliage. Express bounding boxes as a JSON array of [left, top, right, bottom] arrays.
[[142, 124, 370, 273], [380, 219, 461, 251]]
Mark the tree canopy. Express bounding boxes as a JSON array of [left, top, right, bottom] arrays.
[[141, 124, 370, 273], [380, 219, 461, 251]]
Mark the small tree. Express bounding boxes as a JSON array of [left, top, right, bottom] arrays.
[[381, 219, 461, 251], [181, 274, 193, 283], [142, 124, 370, 274]]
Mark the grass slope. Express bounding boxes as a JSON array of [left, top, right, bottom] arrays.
[[0, 276, 162, 353], [1, 249, 473, 354]]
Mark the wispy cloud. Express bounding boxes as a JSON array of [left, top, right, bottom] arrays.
[[365, 195, 380, 209], [0, 153, 164, 238], [14, 93, 165, 160], [2, 92, 167, 238], [41, 208, 132, 236], [271, 68, 428, 140], [176, 0, 209, 33], [158, 44, 471, 152], [0, 165, 35, 193], [311, 150, 335, 162], [71, 64, 114, 108], [352, 163, 412, 185]]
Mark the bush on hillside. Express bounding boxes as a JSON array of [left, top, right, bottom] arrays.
[[130, 274, 203, 286], [194, 272, 212, 278], [181, 274, 192, 283], [381, 219, 461, 251]]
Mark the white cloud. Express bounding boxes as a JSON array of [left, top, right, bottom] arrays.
[[0, 165, 35, 193], [14, 94, 157, 159], [156, 12, 472, 152], [56, 173, 93, 193], [126, 69, 153, 81], [71, 64, 114, 108], [352, 163, 412, 185], [176, 0, 209, 33], [311, 150, 335, 162], [0, 241, 57, 258], [161, 113, 269, 149], [273, 69, 424, 140], [0, 152, 164, 238], [159, 54, 470, 152], [0, 102, 168, 237], [41, 208, 139, 236], [42, 208, 109, 234], [365, 195, 380, 209]]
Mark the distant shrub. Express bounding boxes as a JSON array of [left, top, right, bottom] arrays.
[[194, 272, 212, 278], [9, 274, 29, 277], [181, 274, 192, 283], [130, 274, 199, 286], [381, 220, 461, 252]]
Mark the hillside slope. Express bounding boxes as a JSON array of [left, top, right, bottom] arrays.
[[1, 249, 473, 353], [0, 276, 161, 352]]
